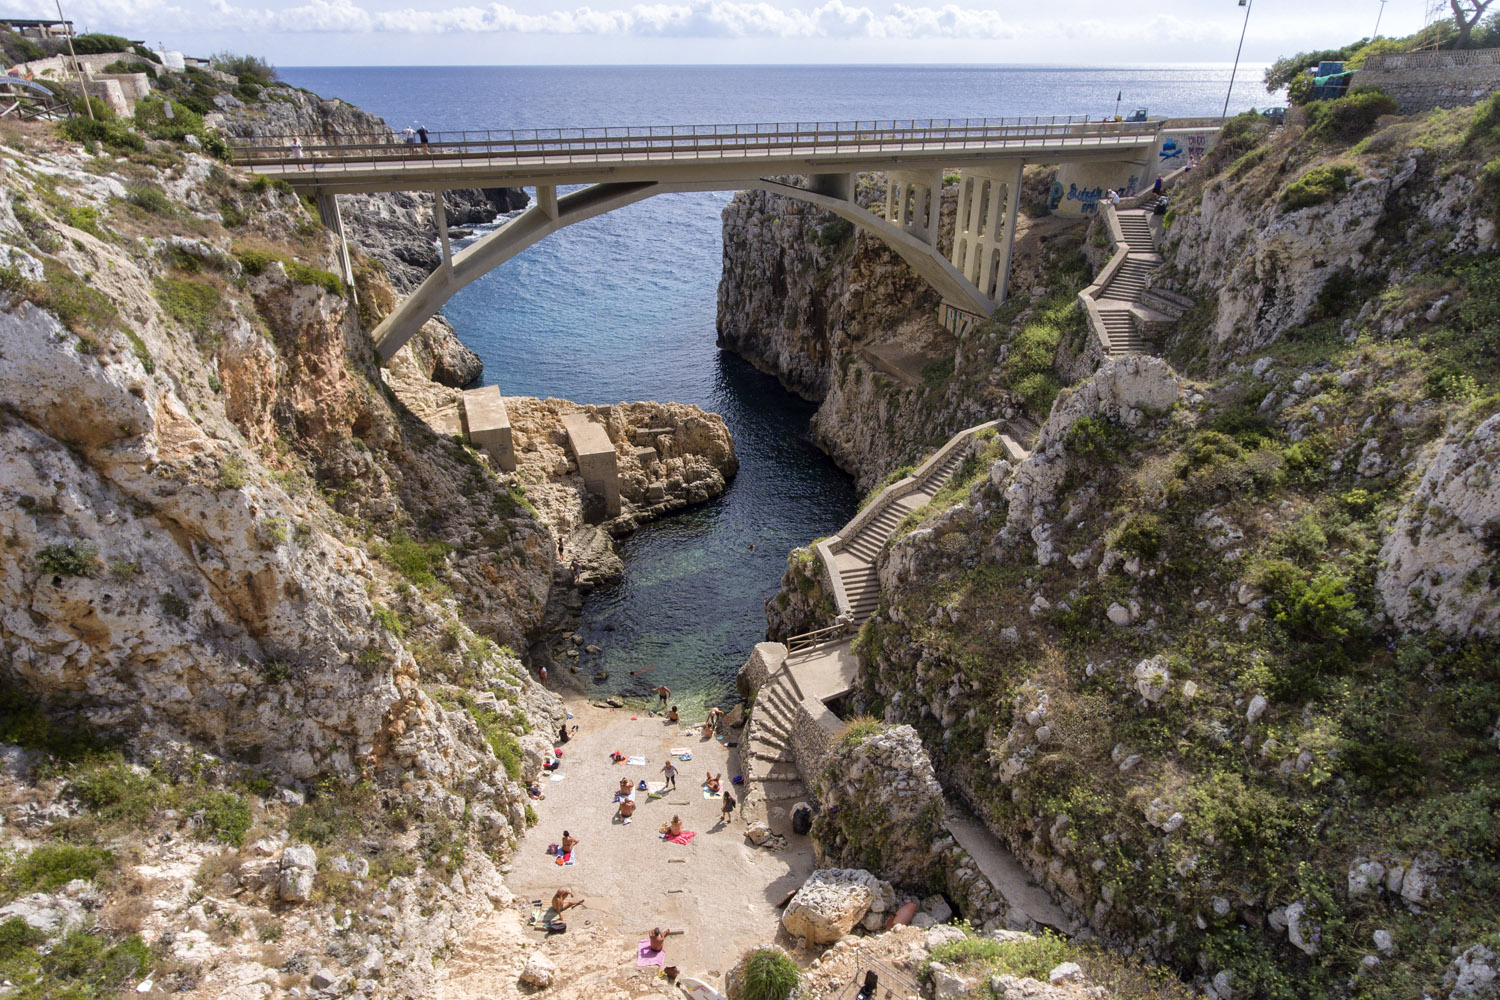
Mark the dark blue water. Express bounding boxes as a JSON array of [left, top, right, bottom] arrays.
[[278, 65, 1265, 708]]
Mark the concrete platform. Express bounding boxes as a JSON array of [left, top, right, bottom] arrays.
[[561, 412, 620, 518], [461, 386, 515, 471]]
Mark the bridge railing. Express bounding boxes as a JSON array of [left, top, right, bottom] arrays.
[[227, 116, 1163, 173]]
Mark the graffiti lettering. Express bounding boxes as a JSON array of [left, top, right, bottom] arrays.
[[1187, 133, 1209, 158], [1066, 183, 1105, 214]]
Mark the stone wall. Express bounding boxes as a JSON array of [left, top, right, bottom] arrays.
[[1354, 48, 1500, 113], [786, 689, 840, 798]]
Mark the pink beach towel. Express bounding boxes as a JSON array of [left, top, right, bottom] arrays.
[[664, 830, 697, 845], [637, 941, 666, 967]]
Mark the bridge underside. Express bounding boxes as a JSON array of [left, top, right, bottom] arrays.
[[363, 166, 1033, 363]]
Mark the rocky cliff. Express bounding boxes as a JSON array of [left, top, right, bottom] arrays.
[[0, 113, 562, 997], [221, 84, 529, 387], [811, 99, 1500, 999], [717, 168, 1077, 493]]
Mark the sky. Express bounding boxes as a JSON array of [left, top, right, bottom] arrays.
[[45, 0, 1434, 65]]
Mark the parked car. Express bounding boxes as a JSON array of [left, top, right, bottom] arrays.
[[1261, 106, 1287, 125]]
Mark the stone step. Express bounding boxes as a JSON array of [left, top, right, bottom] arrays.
[[755, 781, 808, 802]]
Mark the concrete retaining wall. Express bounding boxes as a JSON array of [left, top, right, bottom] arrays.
[[1354, 48, 1500, 113]]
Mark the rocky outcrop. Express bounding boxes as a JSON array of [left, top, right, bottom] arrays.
[[781, 868, 896, 945], [1379, 413, 1500, 633], [996, 356, 1184, 568], [1161, 127, 1497, 361], [811, 725, 944, 888]]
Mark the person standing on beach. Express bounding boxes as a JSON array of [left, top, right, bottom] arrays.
[[656, 684, 671, 708], [660, 759, 678, 790]]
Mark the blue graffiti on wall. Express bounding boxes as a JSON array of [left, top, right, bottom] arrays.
[[1066, 183, 1105, 214], [1048, 180, 1064, 211], [1159, 137, 1182, 162]]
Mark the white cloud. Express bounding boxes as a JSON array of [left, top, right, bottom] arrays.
[[71, 0, 1019, 38]]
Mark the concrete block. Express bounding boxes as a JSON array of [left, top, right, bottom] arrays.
[[461, 385, 515, 471], [562, 412, 620, 518]]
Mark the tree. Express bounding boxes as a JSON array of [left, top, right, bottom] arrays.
[[1450, 0, 1498, 46]]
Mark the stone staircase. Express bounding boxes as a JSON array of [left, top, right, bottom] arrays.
[[740, 668, 812, 822], [836, 447, 967, 623], [1080, 206, 1189, 358]]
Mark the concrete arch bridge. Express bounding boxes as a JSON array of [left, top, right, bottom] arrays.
[[231, 117, 1165, 361]]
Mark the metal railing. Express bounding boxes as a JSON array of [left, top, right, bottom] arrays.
[[829, 954, 923, 1000], [228, 116, 1164, 174]]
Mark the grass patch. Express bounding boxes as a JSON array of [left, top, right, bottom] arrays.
[[155, 275, 223, 341], [381, 532, 451, 590], [838, 715, 884, 749], [186, 790, 253, 847], [234, 246, 344, 297], [4, 844, 114, 895], [1280, 165, 1358, 212]]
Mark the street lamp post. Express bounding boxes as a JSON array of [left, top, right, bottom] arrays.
[[1373, 0, 1389, 39], [1223, 0, 1254, 119]]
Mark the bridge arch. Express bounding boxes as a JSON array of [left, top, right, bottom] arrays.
[[360, 172, 1009, 363]]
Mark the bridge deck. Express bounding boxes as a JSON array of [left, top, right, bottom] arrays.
[[232, 117, 1163, 191]]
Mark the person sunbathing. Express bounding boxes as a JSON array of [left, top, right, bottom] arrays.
[[618, 777, 632, 798], [560, 830, 579, 853], [701, 718, 715, 738], [649, 927, 671, 951], [660, 815, 682, 836], [552, 888, 584, 913], [668, 705, 680, 723], [618, 797, 636, 822], [705, 772, 721, 794]]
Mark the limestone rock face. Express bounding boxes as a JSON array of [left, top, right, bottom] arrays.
[[811, 725, 944, 888], [781, 868, 894, 944], [1378, 413, 1500, 634], [1002, 356, 1183, 566]]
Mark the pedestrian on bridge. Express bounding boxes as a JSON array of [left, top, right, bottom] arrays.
[[417, 125, 429, 145], [290, 136, 304, 171]]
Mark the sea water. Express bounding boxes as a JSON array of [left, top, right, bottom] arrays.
[[278, 64, 1268, 708]]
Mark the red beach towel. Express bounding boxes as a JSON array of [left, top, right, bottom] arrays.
[[664, 830, 696, 845]]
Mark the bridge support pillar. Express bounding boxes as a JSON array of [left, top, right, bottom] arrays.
[[886, 170, 943, 247], [949, 161, 1024, 303], [314, 190, 357, 299], [536, 184, 558, 219], [433, 192, 452, 269]]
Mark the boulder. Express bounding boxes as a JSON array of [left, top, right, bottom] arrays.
[[1132, 656, 1171, 703], [1049, 962, 1085, 984], [1445, 942, 1497, 998], [924, 925, 969, 951], [0, 893, 87, 936], [781, 869, 893, 945], [928, 961, 974, 999], [519, 950, 557, 987], [278, 843, 318, 903]]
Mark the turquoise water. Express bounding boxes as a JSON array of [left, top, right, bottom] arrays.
[[278, 65, 1262, 708]]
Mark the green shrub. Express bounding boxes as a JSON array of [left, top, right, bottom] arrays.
[[233, 247, 345, 297], [1280, 165, 1358, 211], [68, 756, 161, 824], [36, 542, 97, 577], [815, 218, 854, 248], [1306, 90, 1400, 142], [101, 59, 154, 78], [920, 355, 955, 386], [459, 695, 524, 778], [383, 533, 451, 589], [21, 260, 121, 338], [1112, 512, 1164, 560], [1066, 415, 1130, 461], [126, 183, 174, 215], [60, 116, 144, 153], [155, 276, 223, 339], [739, 948, 799, 1000], [8, 37, 45, 62], [187, 790, 252, 846], [34, 930, 150, 998], [218, 456, 251, 490], [70, 33, 133, 55], [212, 52, 279, 82], [0, 690, 100, 759], [1467, 91, 1500, 148], [6, 844, 113, 894]]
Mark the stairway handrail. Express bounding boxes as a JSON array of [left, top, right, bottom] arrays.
[[1078, 202, 1133, 355], [814, 418, 1008, 622]]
